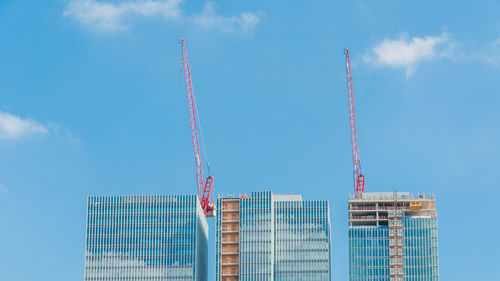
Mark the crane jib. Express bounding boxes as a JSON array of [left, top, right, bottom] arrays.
[[180, 38, 216, 217], [344, 49, 366, 199]]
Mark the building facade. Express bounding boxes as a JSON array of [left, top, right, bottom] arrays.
[[348, 192, 439, 281], [84, 195, 208, 281], [215, 191, 331, 281]]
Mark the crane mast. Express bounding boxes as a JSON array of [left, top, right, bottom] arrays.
[[180, 38, 215, 217], [345, 49, 365, 199]]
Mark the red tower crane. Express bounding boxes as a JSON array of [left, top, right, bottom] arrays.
[[180, 38, 215, 217], [345, 49, 365, 199]]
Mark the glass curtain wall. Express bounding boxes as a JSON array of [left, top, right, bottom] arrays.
[[403, 217, 439, 281], [349, 226, 390, 280], [84, 195, 208, 281], [274, 200, 331, 281], [349, 218, 439, 281], [239, 191, 274, 281]]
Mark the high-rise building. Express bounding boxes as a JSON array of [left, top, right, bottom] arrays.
[[348, 192, 439, 281], [84, 195, 208, 281], [215, 191, 331, 281]]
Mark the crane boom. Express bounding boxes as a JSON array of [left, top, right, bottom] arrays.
[[345, 49, 365, 199], [180, 38, 215, 217]]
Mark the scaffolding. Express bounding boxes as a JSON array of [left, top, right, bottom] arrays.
[[220, 199, 239, 281], [389, 209, 404, 281]]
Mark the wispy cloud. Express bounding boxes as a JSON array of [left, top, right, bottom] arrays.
[[63, 0, 183, 32], [473, 38, 500, 66], [46, 123, 83, 147], [192, 2, 261, 33], [364, 32, 453, 77], [63, 0, 262, 34], [0, 111, 48, 139], [0, 184, 8, 193]]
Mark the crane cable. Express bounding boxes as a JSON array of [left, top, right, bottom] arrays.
[[192, 89, 211, 176]]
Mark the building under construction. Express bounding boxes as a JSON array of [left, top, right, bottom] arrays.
[[215, 191, 331, 281], [348, 192, 439, 281], [343, 50, 439, 280]]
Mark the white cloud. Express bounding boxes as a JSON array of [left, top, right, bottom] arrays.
[[0, 111, 48, 139], [63, 0, 262, 34], [0, 184, 8, 193], [63, 0, 183, 32], [364, 33, 453, 77], [192, 2, 261, 33], [474, 38, 500, 66]]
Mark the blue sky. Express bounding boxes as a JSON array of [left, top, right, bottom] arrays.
[[0, 0, 499, 280]]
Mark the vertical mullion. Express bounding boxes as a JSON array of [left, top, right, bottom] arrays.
[[112, 197, 116, 281], [100, 197, 105, 281], [99, 197, 104, 281]]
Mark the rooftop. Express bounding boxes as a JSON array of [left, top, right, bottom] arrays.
[[217, 191, 303, 201], [349, 192, 435, 201]]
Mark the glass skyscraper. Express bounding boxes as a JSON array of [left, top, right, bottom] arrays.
[[84, 195, 208, 281], [215, 191, 331, 281], [348, 192, 439, 281]]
